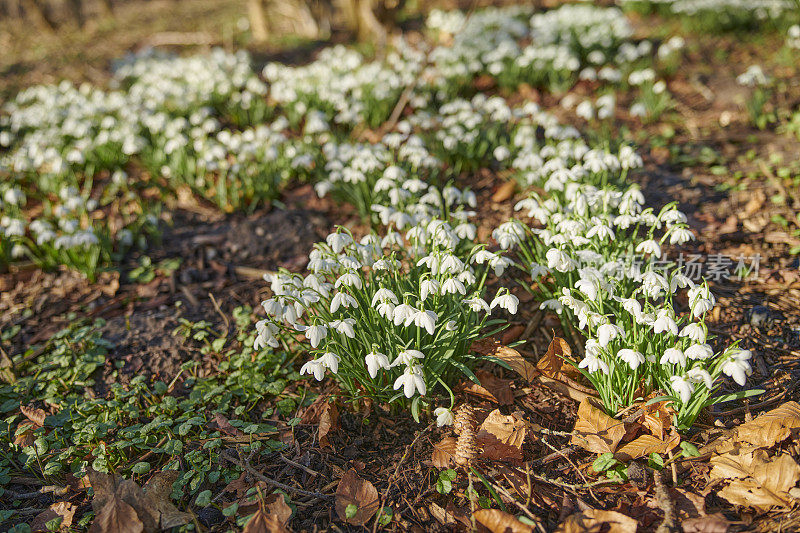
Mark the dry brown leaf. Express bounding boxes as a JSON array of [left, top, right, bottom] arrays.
[[429, 502, 457, 526], [463, 370, 514, 405], [21, 405, 46, 427], [335, 469, 379, 526], [214, 413, 245, 437], [431, 436, 457, 468], [473, 509, 534, 533], [477, 409, 526, 462], [242, 504, 291, 533], [495, 465, 530, 500], [735, 401, 800, 448], [615, 433, 680, 461], [571, 399, 626, 455], [318, 402, 339, 448], [264, 493, 293, 525], [87, 468, 191, 532], [682, 513, 730, 533], [472, 340, 537, 382], [501, 324, 526, 345], [30, 501, 77, 532], [13, 425, 36, 447], [554, 509, 637, 533], [491, 181, 517, 203], [710, 448, 800, 510], [88, 495, 144, 533], [537, 337, 579, 381]]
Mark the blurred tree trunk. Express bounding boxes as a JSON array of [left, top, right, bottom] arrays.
[[337, 0, 385, 46], [19, 0, 56, 32], [66, 0, 84, 27], [248, 0, 269, 43]]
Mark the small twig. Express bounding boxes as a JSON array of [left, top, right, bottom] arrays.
[[221, 452, 333, 500], [208, 292, 230, 332], [539, 436, 600, 505], [529, 472, 618, 492], [653, 469, 676, 533], [279, 454, 320, 477], [372, 422, 435, 533]]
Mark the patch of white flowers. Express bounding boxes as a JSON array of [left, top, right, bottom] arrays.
[[255, 223, 515, 414]]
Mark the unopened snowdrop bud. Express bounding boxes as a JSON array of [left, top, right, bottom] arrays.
[[617, 349, 645, 370], [687, 367, 714, 390], [434, 407, 454, 427], [670, 375, 694, 404], [365, 350, 391, 379]]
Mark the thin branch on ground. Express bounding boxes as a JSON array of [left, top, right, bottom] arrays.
[[221, 451, 333, 500]]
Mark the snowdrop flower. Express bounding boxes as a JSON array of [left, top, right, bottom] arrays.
[[393, 365, 426, 398], [722, 350, 752, 386], [392, 303, 417, 326], [335, 271, 363, 289], [372, 288, 398, 305], [489, 255, 513, 276], [597, 324, 623, 347], [688, 286, 715, 317], [621, 298, 643, 320], [540, 299, 562, 313], [326, 232, 353, 253], [679, 323, 706, 344], [493, 146, 511, 161], [320, 352, 340, 374], [586, 223, 614, 241], [653, 310, 678, 336], [579, 353, 609, 375], [465, 297, 490, 313], [617, 349, 645, 370], [304, 324, 328, 348], [575, 100, 594, 120], [670, 375, 694, 404], [365, 350, 391, 379], [300, 359, 326, 381], [685, 343, 713, 361], [330, 319, 356, 338], [490, 291, 519, 314], [660, 347, 686, 366], [636, 239, 661, 258], [330, 292, 358, 313], [413, 309, 438, 335], [669, 227, 694, 245], [530, 263, 549, 279], [440, 254, 465, 274], [546, 248, 576, 272], [434, 407, 454, 427], [441, 278, 466, 295], [420, 279, 440, 301]]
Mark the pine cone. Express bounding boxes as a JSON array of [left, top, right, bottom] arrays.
[[453, 405, 479, 467]]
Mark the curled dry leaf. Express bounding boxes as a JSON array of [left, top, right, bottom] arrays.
[[472, 339, 537, 382], [473, 509, 534, 533], [537, 337, 580, 381], [431, 436, 457, 468], [88, 495, 143, 533], [554, 509, 637, 533], [571, 398, 625, 455], [491, 180, 517, 203], [477, 409, 527, 462], [462, 370, 514, 405], [30, 501, 77, 532], [615, 432, 680, 461], [214, 413, 245, 437], [710, 448, 800, 510], [735, 401, 800, 448], [501, 324, 526, 345], [21, 404, 47, 427], [335, 469, 379, 526], [318, 401, 339, 448]]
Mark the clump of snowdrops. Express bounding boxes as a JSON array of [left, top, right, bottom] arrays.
[[559, 266, 762, 430], [254, 222, 518, 419]]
